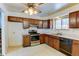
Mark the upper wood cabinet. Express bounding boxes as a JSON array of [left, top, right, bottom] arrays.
[[23, 18, 30, 29], [50, 20, 53, 28], [8, 16, 23, 22], [76, 11, 79, 28], [38, 20, 43, 28], [28, 19, 39, 25], [8, 16, 52, 29], [69, 11, 79, 28], [42, 20, 48, 28], [69, 12, 77, 28]]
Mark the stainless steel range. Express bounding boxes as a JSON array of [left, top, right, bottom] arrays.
[[29, 30, 39, 41]]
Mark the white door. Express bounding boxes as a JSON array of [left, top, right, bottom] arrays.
[[8, 22, 23, 46]]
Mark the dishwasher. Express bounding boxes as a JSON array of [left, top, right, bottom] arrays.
[[59, 37, 73, 55]]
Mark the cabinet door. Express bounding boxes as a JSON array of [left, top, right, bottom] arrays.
[[23, 19, 30, 29], [45, 36, 49, 44], [17, 17, 23, 22], [38, 20, 43, 28], [8, 16, 17, 22], [8, 16, 22, 22], [69, 12, 77, 28], [50, 20, 53, 28], [76, 11, 79, 28], [42, 20, 48, 28], [23, 35, 31, 47], [48, 37, 54, 48], [53, 39, 59, 50], [40, 34, 45, 44], [72, 40, 79, 56]]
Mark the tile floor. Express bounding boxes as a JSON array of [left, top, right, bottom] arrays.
[[7, 44, 66, 56]]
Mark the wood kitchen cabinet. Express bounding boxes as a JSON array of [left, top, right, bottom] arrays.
[[42, 20, 49, 29], [69, 12, 77, 28], [53, 37, 59, 50], [48, 36, 54, 48], [48, 35, 59, 50], [40, 34, 60, 50], [72, 40, 79, 56], [8, 16, 23, 22], [38, 20, 43, 28], [40, 34, 45, 44], [69, 11, 79, 28], [28, 19, 39, 25], [76, 11, 79, 28], [8, 16, 52, 29], [44, 35, 49, 44], [23, 35, 31, 47], [23, 18, 30, 29]]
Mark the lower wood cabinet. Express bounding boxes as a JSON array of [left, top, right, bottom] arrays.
[[40, 34, 79, 56], [40, 34, 59, 50], [48, 36, 59, 50], [40, 34, 45, 44], [23, 35, 31, 47], [45, 36, 49, 45], [53, 38, 59, 50], [48, 36, 54, 48], [72, 40, 79, 56]]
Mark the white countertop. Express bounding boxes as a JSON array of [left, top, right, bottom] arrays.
[[25, 32, 79, 40], [43, 33, 79, 40]]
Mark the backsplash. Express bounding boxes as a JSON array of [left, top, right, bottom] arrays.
[[37, 29, 79, 36], [23, 27, 79, 36]]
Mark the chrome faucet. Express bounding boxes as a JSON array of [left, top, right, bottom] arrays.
[[56, 33, 62, 35]]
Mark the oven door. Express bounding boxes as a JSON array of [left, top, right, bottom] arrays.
[[31, 35, 39, 41]]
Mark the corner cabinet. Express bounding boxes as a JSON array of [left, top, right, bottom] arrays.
[[39, 34, 45, 44], [39, 34, 59, 50]]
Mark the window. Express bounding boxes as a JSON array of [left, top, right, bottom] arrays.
[[62, 18, 69, 29], [55, 17, 69, 29], [55, 19, 62, 29]]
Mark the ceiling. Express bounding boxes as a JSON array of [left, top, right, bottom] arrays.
[[4, 3, 76, 17]]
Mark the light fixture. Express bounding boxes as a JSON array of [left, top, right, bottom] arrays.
[[23, 3, 43, 15]]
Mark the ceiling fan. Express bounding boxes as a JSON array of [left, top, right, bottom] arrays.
[[23, 3, 44, 15]]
